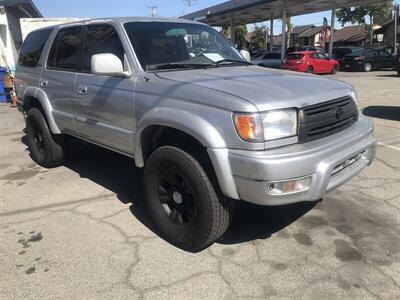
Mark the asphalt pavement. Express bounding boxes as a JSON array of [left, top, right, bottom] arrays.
[[0, 70, 399, 299]]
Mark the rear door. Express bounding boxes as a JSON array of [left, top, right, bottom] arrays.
[[40, 26, 83, 132], [74, 23, 136, 154]]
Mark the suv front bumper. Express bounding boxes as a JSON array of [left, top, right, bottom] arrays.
[[222, 115, 376, 206]]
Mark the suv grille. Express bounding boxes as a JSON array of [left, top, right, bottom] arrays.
[[298, 96, 358, 143]]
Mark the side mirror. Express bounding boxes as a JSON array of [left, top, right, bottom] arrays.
[[91, 53, 130, 77], [240, 50, 251, 62]]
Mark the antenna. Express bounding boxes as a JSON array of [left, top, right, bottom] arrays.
[[148, 6, 157, 17], [183, 0, 197, 14]]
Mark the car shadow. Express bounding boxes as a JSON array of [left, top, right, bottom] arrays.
[[375, 74, 399, 78], [363, 106, 400, 121], [22, 136, 316, 247]]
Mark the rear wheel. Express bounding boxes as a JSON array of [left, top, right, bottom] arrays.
[[306, 66, 314, 74], [144, 146, 232, 252], [26, 107, 65, 168], [331, 64, 338, 74], [363, 62, 372, 72]]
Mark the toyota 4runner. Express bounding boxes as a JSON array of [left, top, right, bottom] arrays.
[[15, 17, 376, 251]]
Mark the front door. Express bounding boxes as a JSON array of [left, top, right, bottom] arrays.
[[74, 24, 136, 155]]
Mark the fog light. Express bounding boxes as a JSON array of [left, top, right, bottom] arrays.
[[267, 177, 312, 195]]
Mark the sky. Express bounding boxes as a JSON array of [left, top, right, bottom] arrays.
[[34, 0, 400, 33]]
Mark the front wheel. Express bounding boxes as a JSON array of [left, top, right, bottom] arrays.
[[306, 66, 314, 74], [144, 146, 232, 252]]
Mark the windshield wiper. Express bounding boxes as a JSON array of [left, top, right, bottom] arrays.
[[215, 59, 252, 66], [149, 63, 216, 71]]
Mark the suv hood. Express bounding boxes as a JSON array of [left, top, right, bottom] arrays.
[[156, 66, 352, 111]]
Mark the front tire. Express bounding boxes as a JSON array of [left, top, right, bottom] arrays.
[[306, 66, 314, 74], [26, 107, 65, 168], [144, 146, 232, 252]]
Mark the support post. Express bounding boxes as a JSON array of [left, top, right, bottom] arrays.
[[281, 1, 287, 61], [230, 13, 235, 45], [394, 4, 398, 55], [328, 2, 336, 59], [270, 19, 274, 53]]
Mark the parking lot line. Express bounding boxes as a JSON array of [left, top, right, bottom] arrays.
[[378, 141, 400, 151]]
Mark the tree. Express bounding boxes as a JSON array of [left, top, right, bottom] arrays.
[[221, 25, 248, 48], [251, 24, 267, 49], [336, 1, 394, 43]]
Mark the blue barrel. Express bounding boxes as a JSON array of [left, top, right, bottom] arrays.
[[0, 67, 6, 103]]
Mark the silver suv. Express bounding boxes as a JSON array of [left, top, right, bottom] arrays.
[[15, 17, 376, 251]]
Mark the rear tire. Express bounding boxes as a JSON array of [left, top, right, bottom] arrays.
[[331, 65, 338, 74], [144, 146, 232, 252], [363, 62, 372, 72], [26, 107, 65, 168], [306, 66, 314, 74]]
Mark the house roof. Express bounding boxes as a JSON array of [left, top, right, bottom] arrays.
[[374, 17, 400, 34], [292, 25, 314, 35], [333, 24, 369, 43], [0, 0, 42, 17], [298, 25, 327, 38]]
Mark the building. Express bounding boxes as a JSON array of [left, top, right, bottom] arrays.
[[0, 0, 42, 72], [333, 24, 370, 46], [374, 17, 400, 51], [293, 25, 331, 48]]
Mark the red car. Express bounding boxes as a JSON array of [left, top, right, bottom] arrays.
[[282, 51, 339, 74]]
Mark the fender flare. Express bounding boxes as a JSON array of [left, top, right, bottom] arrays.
[[135, 107, 226, 167], [135, 107, 240, 199], [23, 87, 61, 134]]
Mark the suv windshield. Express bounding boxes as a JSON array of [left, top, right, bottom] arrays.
[[124, 21, 246, 71]]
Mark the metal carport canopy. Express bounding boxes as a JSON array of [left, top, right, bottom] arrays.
[[181, 0, 380, 26]]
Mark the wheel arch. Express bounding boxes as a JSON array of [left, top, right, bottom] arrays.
[[135, 109, 240, 200], [23, 87, 61, 134]]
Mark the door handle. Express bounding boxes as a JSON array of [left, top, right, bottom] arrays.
[[77, 85, 88, 95], [40, 80, 48, 87]]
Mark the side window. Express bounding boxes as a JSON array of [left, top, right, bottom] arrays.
[[18, 29, 53, 68], [83, 24, 125, 72], [318, 53, 328, 60], [47, 27, 82, 71], [310, 54, 318, 59]]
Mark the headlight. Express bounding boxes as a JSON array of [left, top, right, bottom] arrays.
[[233, 113, 263, 142], [233, 109, 298, 142], [261, 109, 297, 141], [349, 89, 359, 108]]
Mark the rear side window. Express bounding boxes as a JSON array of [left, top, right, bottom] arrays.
[[47, 27, 82, 71], [83, 24, 125, 72], [287, 54, 304, 60], [18, 29, 52, 68]]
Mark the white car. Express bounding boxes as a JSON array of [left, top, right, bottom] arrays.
[[252, 52, 282, 69]]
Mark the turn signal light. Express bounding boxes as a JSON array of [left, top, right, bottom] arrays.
[[233, 113, 263, 142], [267, 177, 312, 195]]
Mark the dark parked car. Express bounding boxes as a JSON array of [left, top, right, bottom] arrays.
[[342, 49, 393, 72], [395, 53, 400, 76], [332, 47, 364, 68]]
